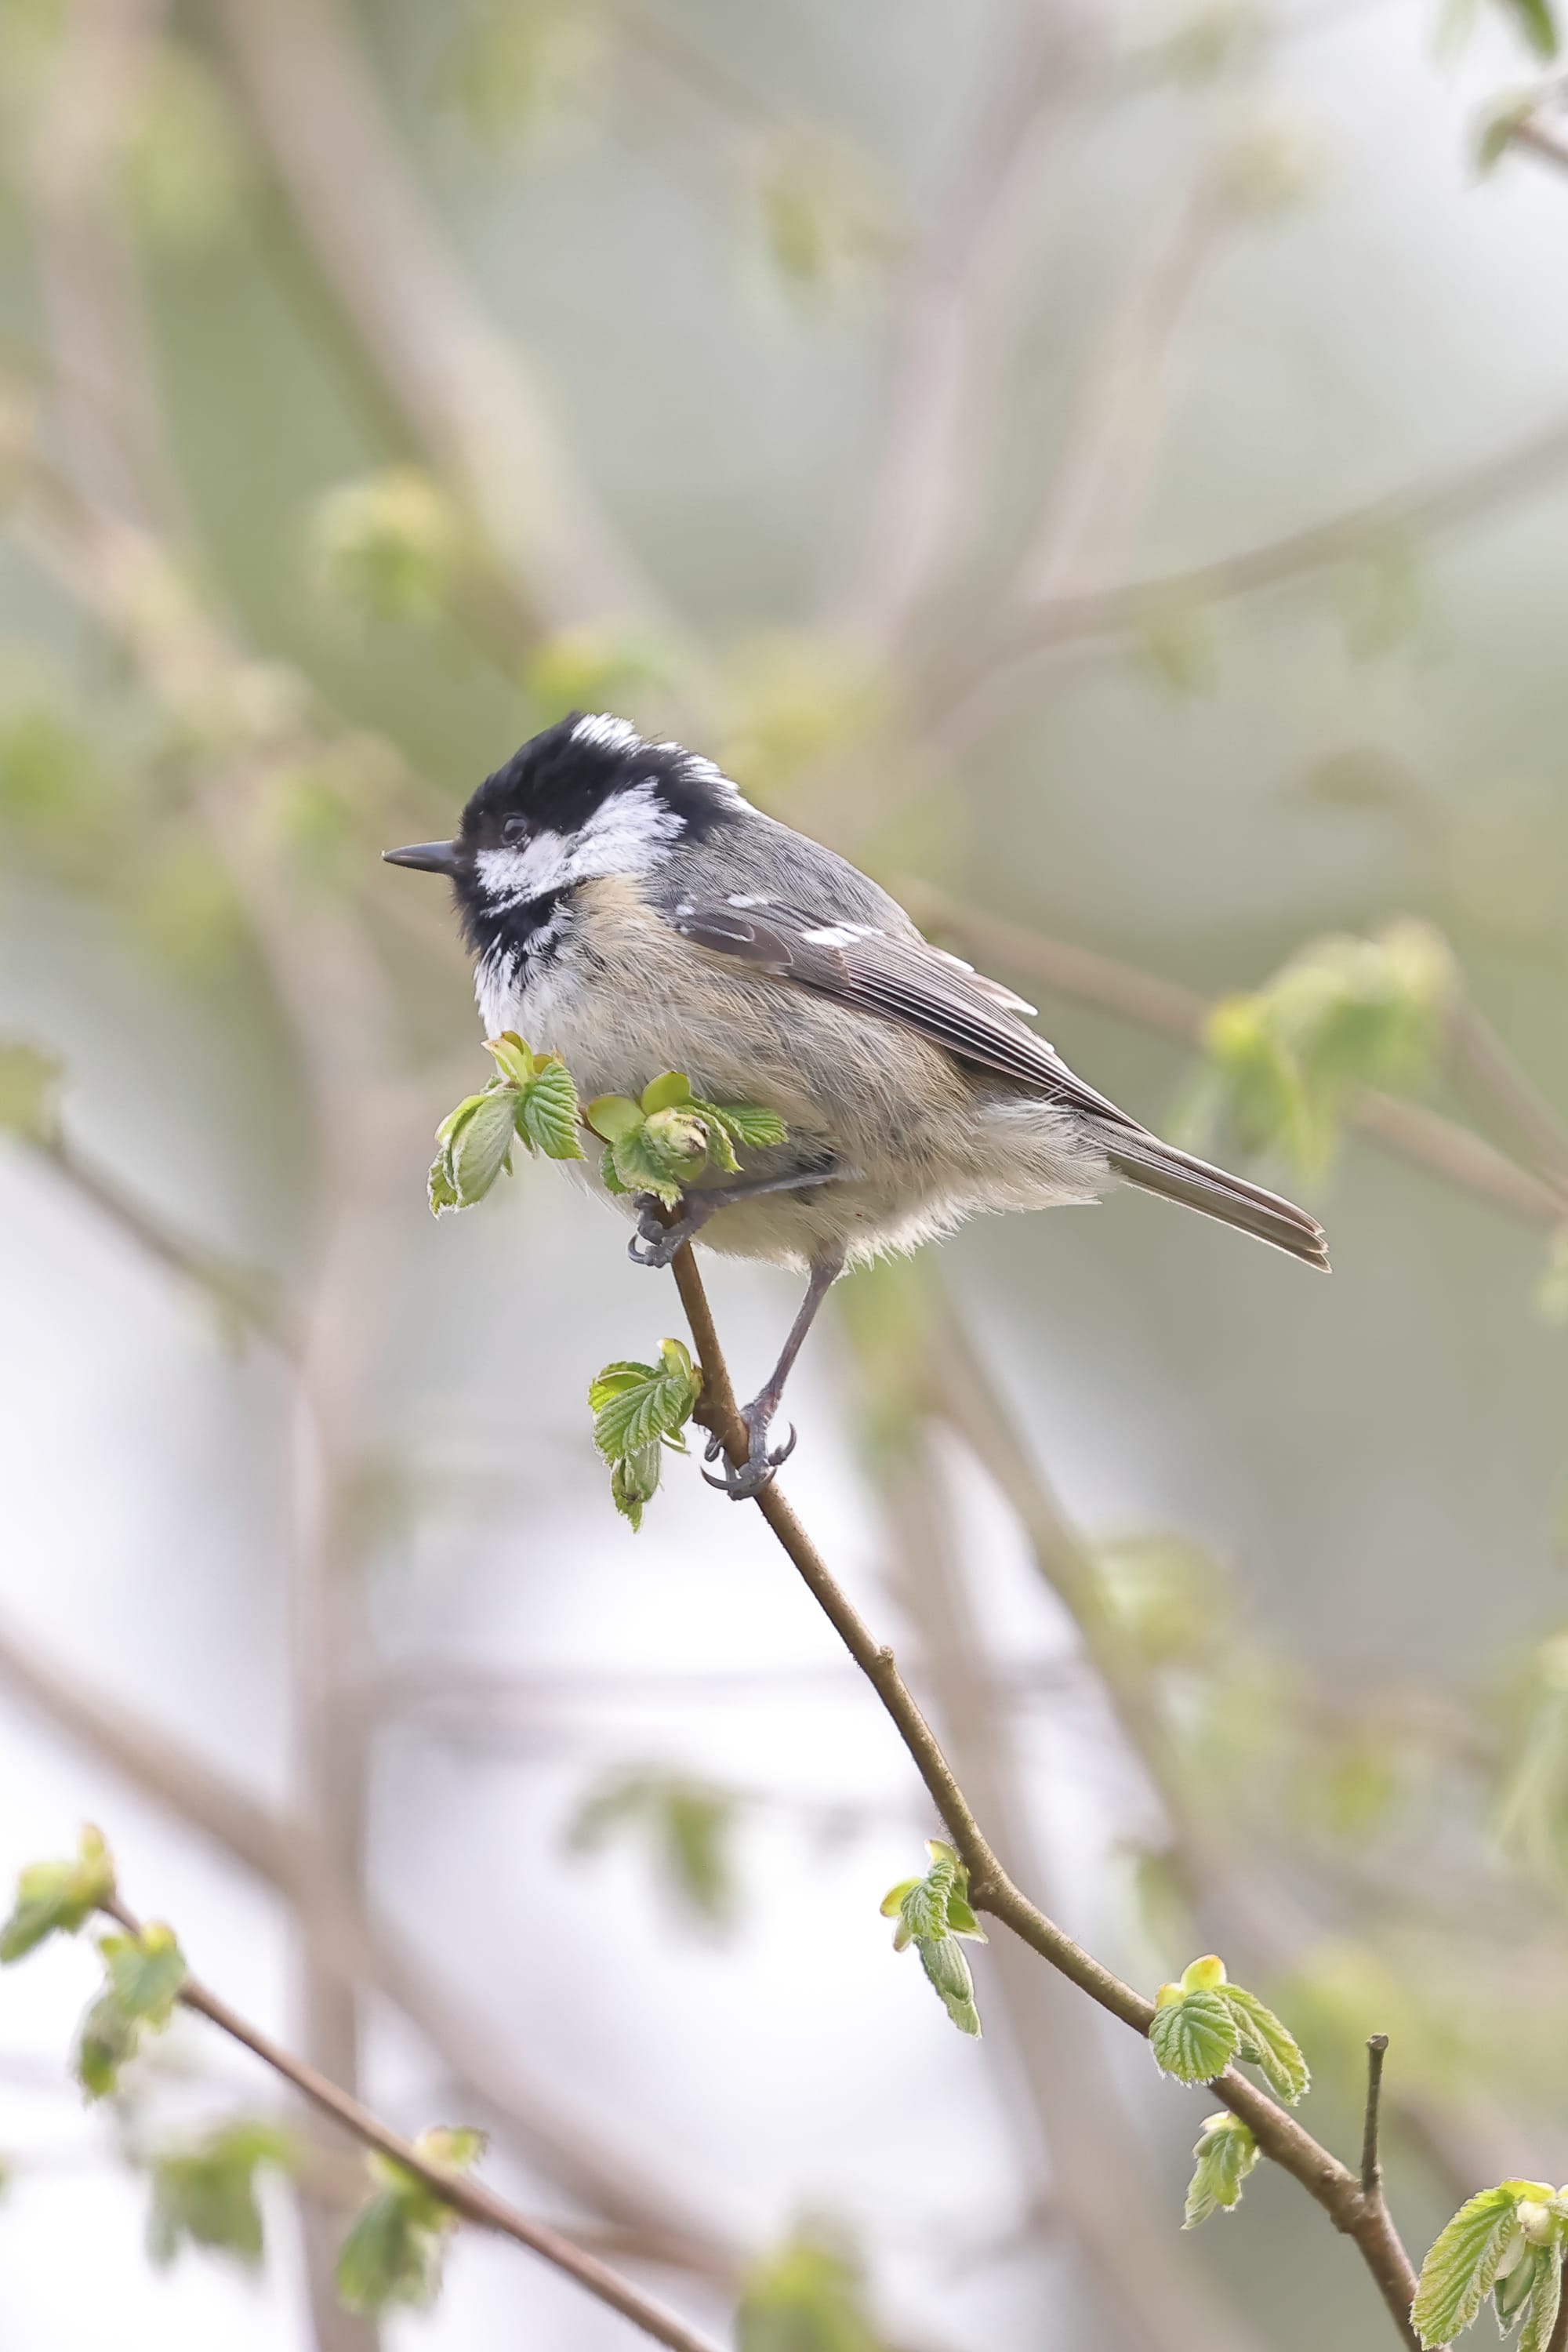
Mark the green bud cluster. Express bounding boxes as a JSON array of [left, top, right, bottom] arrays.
[[880, 1840, 988, 2038], [1150, 1953, 1310, 2104]]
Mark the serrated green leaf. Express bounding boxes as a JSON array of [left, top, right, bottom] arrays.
[[640, 1071, 691, 1113], [1149, 1988, 1241, 2085], [585, 1094, 644, 1143], [611, 1123, 686, 1204], [101, 1923, 187, 2025], [427, 1156, 459, 1215], [698, 1100, 789, 1150], [0, 1827, 114, 1962], [516, 1058, 585, 1160], [918, 1933, 981, 2035], [1221, 1984, 1310, 2105], [1519, 2245, 1562, 2352], [611, 1446, 661, 1530], [1183, 2112, 1258, 2227], [600, 1141, 629, 1194], [1413, 2187, 1524, 2346], [588, 1361, 656, 1410], [686, 1103, 740, 1173], [148, 2120, 297, 2270], [593, 1371, 699, 1457]]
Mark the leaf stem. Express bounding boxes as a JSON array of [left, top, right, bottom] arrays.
[[97, 1891, 724, 2352], [670, 1240, 1428, 2352]]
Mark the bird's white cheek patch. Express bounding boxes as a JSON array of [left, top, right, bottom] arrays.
[[475, 834, 572, 907]]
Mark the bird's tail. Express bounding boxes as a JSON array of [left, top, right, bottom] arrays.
[[1102, 1129, 1330, 1272]]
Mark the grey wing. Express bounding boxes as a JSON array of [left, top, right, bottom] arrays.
[[666, 896, 1145, 1133]]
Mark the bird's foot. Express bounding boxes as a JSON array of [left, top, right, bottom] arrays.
[[626, 1192, 705, 1269], [701, 1400, 797, 1501]]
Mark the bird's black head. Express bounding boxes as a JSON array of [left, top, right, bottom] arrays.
[[383, 713, 742, 960]]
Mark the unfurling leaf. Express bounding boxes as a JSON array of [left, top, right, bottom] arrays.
[[1149, 1987, 1240, 2085], [486, 1037, 585, 1160], [429, 1087, 516, 1213], [75, 1922, 187, 2099], [588, 1340, 702, 1528], [1184, 2112, 1258, 2227], [148, 2120, 298, 2270], [883, 1840, 986, 2038], [336, 2129, 484, 2318], [1221, 1983, 1310, 2106], [0, 1827, 114, 1962], [1412, 2185, 1530, 2345], [101, 1922, 187, 2024]]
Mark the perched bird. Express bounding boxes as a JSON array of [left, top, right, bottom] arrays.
[[386, 713, 1327, 1496]]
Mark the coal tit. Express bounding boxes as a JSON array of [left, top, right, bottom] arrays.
[[386, 713, 1327, 1497]]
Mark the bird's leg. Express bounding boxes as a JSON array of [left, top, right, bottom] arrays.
[[703, 1247, 847, 1501], [626, 1162, 837, 1271]]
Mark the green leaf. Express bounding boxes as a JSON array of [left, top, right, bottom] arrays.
[[427, 1156, 459, 1215], [0, 1041, 61, 1143], [1518, 2244, 1562, 2352], [101, 1922, 187, 2025], [148, 2121, 297, 2270], [1501, 0, 1559, 58], [76, 1987, 141, 2100], [1221, 1984, 1310, 2105], [1475, 87, 1541, 171], [640, 1071, 692, 1113], [610, 1123, 686, 1205], [590, 1350, 701, 1458], [336, 2128, 483, 2318], [919, 1933, 981, 2036], [1149, 1989, 1241, 2085], [695, 1100, 788, 1150], [611, 1446, 662, 1530], [310, 466, 461, 627], [585, 1093, 644, 1143], [885, 1840, 985, 2036], [600, 1142, 629, 1194], [483, 1031, 536, 1088], [643, 1105, 711, 1179], [515, 1057, 585, 1160], [1183, 2112, 1258, 2227], [737, 2225, 883, 2352], [438, 1089, 516, 1208], [0, 1827, 114, 1962], [1412, 2187, 1525, 2346]]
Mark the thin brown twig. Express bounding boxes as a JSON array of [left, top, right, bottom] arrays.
[[668, 1240, 1427, 2350], [1363, 2034, 1391, 2202], [0, 1604, 741, 2281], [930, 412, 1568, 746], [97, 1891, 724, 2352]]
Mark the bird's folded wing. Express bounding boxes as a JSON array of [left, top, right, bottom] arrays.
[[666, 897, 1143, 1131]]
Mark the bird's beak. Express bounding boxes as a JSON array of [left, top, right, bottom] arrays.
[[382, 840, 459, 876]]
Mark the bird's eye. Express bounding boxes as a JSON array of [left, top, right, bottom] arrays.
[[501, 814, 528, 846]]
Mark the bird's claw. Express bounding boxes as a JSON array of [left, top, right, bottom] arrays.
[[701, 1406, 797, 1500], [626, 1193, 698, 1270]]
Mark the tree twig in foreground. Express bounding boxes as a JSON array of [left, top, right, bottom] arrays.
[[668, 1243, 1431, 2351], [97, 1890, 724, 2352]]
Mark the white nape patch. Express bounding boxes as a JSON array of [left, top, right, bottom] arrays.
[[802, 923, 871, 949], [572, 713, 641, 755], [474, 778, 685, 908], [655, 741, 743, 799], [726, 892, 770, 907]]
